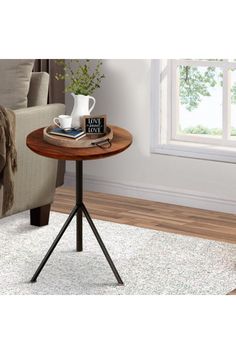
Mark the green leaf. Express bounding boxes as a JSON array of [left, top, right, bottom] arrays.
[[55, 59, 105, 95]]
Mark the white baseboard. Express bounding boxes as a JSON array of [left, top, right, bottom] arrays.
[[65, 172, 236, 214]]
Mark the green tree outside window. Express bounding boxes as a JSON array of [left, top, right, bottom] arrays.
[[179, 61, 236, 135]]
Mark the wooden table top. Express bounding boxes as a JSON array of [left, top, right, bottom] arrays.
[[26, 125, 132, 161]]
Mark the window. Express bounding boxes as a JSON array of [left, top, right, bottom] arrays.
[[151, 59, 236, 163]]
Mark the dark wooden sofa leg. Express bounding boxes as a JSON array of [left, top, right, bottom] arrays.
[[30, 204, 51, 226]]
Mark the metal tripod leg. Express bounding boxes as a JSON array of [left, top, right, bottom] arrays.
[[76, 160, 83, 252], [30, 205, 79, 282], [30, 159, 124, 285], [81, 202, 124, 285]]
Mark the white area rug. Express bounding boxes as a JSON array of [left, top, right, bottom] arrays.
[[0, 211, 235, 295]]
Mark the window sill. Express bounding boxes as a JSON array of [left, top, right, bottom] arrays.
[[151, 141, 236, 164]]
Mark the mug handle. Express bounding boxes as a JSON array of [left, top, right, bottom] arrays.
[[53, 117, 61, 127], [88, 96, 96, 114]]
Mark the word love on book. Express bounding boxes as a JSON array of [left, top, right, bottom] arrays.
[[82, 114, 107, 136]]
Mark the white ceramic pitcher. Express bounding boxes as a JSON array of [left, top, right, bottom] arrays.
[[70, 93, 96, 128]]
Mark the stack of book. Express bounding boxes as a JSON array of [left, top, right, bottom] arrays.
[[49, 127, 86, 140]]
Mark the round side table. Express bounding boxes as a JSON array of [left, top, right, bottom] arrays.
[[26, 125, 132, 285]]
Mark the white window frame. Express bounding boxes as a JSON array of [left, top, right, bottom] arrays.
[[151, 59, 236, 163]]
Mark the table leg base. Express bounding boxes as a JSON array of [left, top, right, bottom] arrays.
[[81, 203, 124, 285], [76, 208, 83, 252], [30, 203, 124, 286], [30, 205, 79, 283]]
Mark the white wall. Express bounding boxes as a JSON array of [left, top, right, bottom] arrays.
[[66, 60, 236, 213]]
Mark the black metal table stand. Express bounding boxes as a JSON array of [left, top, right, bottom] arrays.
[[30, 160, 124, 285]]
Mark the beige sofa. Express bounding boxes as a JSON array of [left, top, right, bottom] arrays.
[[0, 68, 65, 225]]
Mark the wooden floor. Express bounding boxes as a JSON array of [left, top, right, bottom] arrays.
[[52, 186, 236, 295]]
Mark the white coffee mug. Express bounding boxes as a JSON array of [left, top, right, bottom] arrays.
[[53, 115, 72, 130]]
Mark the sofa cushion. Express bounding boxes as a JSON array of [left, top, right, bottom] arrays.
[[28, 72, 49, 107], [0, 60, 34, 109]]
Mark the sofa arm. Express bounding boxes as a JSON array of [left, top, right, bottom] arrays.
[[15, 103, 65, 125], [4, 104, 65, 217]]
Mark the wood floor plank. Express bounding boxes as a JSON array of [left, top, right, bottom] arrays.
[[52, 186, 236, 244]]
